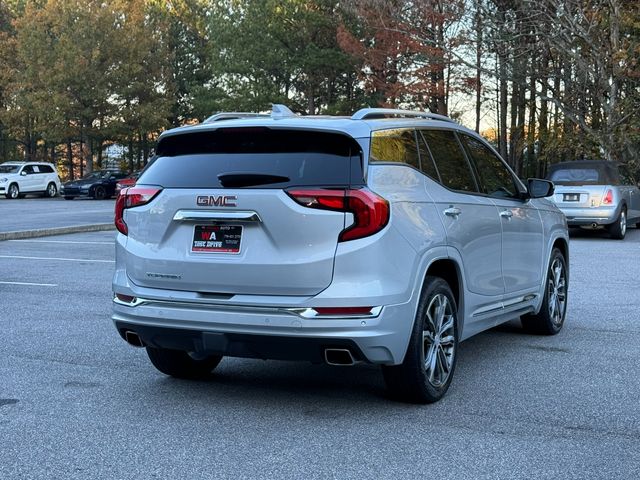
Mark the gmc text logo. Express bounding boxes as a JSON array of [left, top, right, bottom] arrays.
[[196, 195, 237, 207]]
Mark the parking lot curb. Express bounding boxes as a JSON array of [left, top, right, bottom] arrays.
[[0, 223, 115, 241]]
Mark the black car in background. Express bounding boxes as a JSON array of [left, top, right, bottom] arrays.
[[61, 170, 128, 200]]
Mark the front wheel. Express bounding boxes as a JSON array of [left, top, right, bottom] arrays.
[[607, 207, 626, 240], [522, 248, 568, 335], [7, 183, 19, 199], [146, 347, 222, 379], [382, 276, 458, 403]]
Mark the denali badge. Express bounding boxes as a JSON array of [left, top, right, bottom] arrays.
[[196, 195, 237, 207]]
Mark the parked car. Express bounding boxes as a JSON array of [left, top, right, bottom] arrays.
[[115, 171, 140, 196], [0, 161, 61, 199], [61, 170, 128, 200], [112, 105, 569, 403], [547, 160, 640, 239]]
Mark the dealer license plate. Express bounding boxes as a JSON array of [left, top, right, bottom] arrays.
[[192, 225, 242, 254]]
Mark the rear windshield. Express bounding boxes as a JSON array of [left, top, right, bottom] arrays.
[[549, 168, 600, 184], [140, 128, 363, 188], [548, 163, 619, 185]]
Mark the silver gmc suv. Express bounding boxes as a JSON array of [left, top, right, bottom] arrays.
[[112, 106, 569, 403]]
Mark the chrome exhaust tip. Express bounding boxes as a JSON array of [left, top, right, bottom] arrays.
[[124, 330, 145, 348], [324, 348, 356, 366]]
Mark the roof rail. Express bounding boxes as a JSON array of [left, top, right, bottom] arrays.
[[351, 108, 456, 124], [203, 112, 269, 124]]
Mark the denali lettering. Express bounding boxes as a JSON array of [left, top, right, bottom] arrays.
[[196, 195, 237, 207]]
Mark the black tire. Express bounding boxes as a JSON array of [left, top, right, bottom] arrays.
[[93, 186, 107, 200], [44, 182, 57, 198], [64, 196, 73, 200], [607, 207, 627, 240], [6, 183, 19, 199], [382, 276, 458, 403], [146, 347, 222, 379], [522, 248, 568, 335]]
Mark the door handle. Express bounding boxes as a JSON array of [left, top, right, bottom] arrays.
[[500, 210, 513, 219], [444, 207, 462, 218]]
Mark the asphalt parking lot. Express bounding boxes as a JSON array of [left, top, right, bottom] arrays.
[[0, 197, 115, 234], [1, 227, 640, 479]]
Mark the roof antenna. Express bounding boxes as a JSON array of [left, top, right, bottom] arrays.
[[271, 104, 296, 119]]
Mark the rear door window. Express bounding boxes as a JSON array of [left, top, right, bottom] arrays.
[[142, 128, 363, 188], [416, 132, 441, 181], [421, 129, 478, 193]]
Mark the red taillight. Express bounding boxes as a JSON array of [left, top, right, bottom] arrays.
[[313, 307, 374, 316], [287, 187, 389, 241], [602, 189, 613, 205], [115, 186, 162, 235]]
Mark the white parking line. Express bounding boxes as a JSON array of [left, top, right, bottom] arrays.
[[0, 281, 57, 287], [8, 240, 114, 245], [0, 255, 114, 263]]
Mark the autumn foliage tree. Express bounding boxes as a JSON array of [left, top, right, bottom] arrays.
[[338, 0, 466, 115]]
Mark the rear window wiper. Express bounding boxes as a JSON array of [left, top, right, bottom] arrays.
[[217, 172, 290, 188]]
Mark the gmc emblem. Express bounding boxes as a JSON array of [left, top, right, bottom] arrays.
[[196, 195, 237, 207]]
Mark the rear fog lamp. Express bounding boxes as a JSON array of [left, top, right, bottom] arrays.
[[287, 306, 382, 318], [313, 307, 374, 316]]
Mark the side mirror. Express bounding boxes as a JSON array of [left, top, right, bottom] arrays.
[[527, 178, 554, 198], [20, 170, 27, 176]]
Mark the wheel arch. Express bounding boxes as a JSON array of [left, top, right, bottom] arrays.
[[552, 236, 569, 277], [421, 257, 465, 337]]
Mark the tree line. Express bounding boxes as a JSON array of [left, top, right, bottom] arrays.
[[0, 0, 638, 181]]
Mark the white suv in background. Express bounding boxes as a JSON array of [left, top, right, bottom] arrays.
[[0, 162, 61, 199]]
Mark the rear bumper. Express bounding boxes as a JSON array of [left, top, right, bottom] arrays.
[[557, 205, 620, 226], [111, 296, 415, 365], [114, 321, 369, 363]]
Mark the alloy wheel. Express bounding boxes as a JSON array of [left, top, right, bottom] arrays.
[[423, 293, 456, 387], [8, 184, 19, 199], [547, 257, 567, 326]]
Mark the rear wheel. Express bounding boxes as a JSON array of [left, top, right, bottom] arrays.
[[382, 276, 458, 403], [7, 183, 19, 199], [607, 207, 626, 240], [522, 248, 568, 335], [44, 182, 57, 198], [146, 347, 222, 379], [93, 186, 107, 200]]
